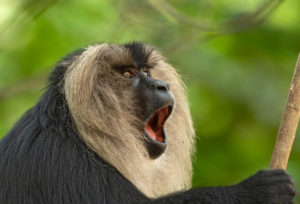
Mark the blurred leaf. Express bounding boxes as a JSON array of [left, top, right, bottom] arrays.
[[0, 0, 299, 202]]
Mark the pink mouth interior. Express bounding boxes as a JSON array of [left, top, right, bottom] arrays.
[[145, 107, 170, 143]]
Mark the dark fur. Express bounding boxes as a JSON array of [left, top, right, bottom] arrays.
[[123, 42, 153, 68], [0, 43, 296, 203]]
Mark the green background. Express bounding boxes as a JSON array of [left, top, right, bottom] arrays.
[[0, 0, 299, 201]]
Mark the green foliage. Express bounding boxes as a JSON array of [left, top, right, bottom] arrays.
[[0, 0, 299, 201]]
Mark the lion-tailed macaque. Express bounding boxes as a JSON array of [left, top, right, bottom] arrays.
[[0, 42, 296, 203]]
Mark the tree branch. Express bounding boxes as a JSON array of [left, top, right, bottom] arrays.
[[270, 54, 300, 169]]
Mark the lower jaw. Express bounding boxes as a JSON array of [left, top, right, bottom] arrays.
[[144, 131, 167, 159]]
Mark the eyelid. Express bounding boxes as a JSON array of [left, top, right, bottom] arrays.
[[120, 68, 151, 78], [121, 68, 137, 78], [143, 70, 150, 77], [122, 71, 134, 78]]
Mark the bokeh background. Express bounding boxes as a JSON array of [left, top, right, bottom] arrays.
[[1, 0, 300, 201]]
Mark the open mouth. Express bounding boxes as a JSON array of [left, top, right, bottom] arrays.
[[144, 105, 173, 144]]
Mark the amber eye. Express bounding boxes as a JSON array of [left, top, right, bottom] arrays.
[[141, 70, 150, 76], [122, 71, 133, 78]]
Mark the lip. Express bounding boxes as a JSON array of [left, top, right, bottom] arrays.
[[144, 130, 168, 144]]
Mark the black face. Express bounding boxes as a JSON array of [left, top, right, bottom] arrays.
[[134, 72, 174, 159], [118, 66, 174, 159]]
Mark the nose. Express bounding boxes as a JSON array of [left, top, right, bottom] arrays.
[[153, 80, 170, 92]]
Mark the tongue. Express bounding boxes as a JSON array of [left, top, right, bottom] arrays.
[[145, 124, 164, 142]]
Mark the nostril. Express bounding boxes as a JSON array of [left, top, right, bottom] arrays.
[[154, 81, 169, 91], [157, 85, 167, 91]]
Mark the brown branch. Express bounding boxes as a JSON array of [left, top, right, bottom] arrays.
[[270, 54, 300, 169], [147, 0, 283, 33], [0, 73, 47, 101], [0, 0, 58, 38]]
